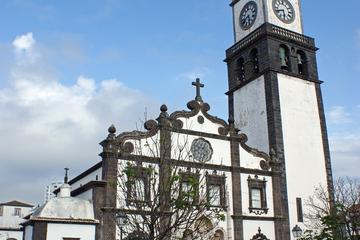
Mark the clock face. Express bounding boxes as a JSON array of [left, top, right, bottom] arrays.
[[190, 138, 213, 163], [272, 0, 295, 23], [239, 1, 258, 30]]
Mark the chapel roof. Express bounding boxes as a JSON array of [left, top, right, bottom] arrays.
[[30, 196, 95, 221], [27, 181, 98, 224]]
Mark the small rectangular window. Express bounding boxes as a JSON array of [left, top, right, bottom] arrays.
[[248, 175, 268, 215], [179, 172, 200, 205], [208, 184, 221, 206], [251, 188, 262, 208], [296, 198, 304, 222], [0, 206, 3, 216], [14, 208, 21, 216], [206, 173, 226, 207], [125, 165, 151, 205]]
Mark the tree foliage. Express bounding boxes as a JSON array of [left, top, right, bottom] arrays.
[[301, 177, 360, 240], [116, 130, 226, 240]]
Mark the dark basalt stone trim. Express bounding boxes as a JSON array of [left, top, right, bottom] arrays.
[[170, 100, 229, 136], [169, 127, 232, 141], [32, 221, 47, 240], [70, 181, 106, 197], [225, 68, 322, 95], [116, 119, 160, 153], [118, 154, 275, 177], [230, 132, 243, 240], [225, 23, 316, 59], [24, 219, 98, 225], [314, 84, 335, 205], [0, 227, 23, 231], [102, 207, 173, 217], [232, 215, 282, 221], [264, 71, 290, 239], [230, 0, 241, 7]]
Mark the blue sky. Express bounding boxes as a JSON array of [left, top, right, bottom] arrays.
[[0, 0, 359, 204]]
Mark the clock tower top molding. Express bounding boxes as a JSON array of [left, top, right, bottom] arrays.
[[231, 0, 304, 42]]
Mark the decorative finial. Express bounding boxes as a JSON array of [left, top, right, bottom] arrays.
[[160, 104, 168, 112], [258, 227, 262, 234], [108, 124, 116, 134], [64, 167, 69, 184], [192, 78, 204, 102], [228, 116, 234, 124], [270, 148, 276, 157]]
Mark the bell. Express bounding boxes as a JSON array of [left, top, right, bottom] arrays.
[[279, 47, 288, 69], [297, 53, 304, 65]]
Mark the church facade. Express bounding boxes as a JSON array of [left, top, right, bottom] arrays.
[[58, 0, 333, 239]]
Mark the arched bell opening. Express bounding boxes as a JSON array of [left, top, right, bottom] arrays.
[[249, 48, 260, 74], [296, 50, 308, 76], [279, 44, 291, 72], [235, 57, 245, 83]]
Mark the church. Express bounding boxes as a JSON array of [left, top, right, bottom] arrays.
[[22, 0, 334, 239]]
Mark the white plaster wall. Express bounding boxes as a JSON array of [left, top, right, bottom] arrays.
[[277, 74, 328, 238], [234, 76, 269, 153], [233, 0, 266, 42], [239, 145, 267, 170], [240, 174, 274, 217], [70, 167, 102, 191], [264, 0, 303, 34], [24, 226, 33, 240], [0, 230, 23, 240], [75, 189, 93, 202], [116, 160, 160, 209], [178, 112, 227, 136], [225, 171, 234, 240], [125, 133, 161, 158], [243, 220, 275, 240], [46, 223, 96, 240]]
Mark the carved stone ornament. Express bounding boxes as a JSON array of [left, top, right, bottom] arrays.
[[190, 138, 213, 163], [238, 134, 272, 171], [251, 227, 270, 240], [170, 100, 230, 136]]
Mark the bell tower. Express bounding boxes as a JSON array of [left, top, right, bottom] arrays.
[[225, 0, 334, 239]]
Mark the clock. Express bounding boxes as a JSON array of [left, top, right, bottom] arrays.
[[190, 138, 213, 163], [239, 1, 258, 30], [272, 0, 295, 23]]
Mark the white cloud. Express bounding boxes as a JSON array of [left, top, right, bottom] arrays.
[[13, 32, 35, 52], [327, 106, 352, 124], [0, 33, 158, 204], [330, 132, 360, 178]]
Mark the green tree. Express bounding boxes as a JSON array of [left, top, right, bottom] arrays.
[[301, 177, 360, 240]]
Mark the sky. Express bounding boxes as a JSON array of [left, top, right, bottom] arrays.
[[0, 0, 359, 205]]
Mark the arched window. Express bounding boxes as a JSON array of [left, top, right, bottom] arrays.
[[235, 57, 245, 83], [279, 45, 290, 71], [297, 50, 307, 76], [182, 229, 193, 240], [195, 216, 213, 235], [213, 230, 225, 240], [249, 48, 259, 73]]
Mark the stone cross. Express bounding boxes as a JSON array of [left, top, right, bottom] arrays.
[[192, 78, 204, 102], [64, 167, 69, 184]]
